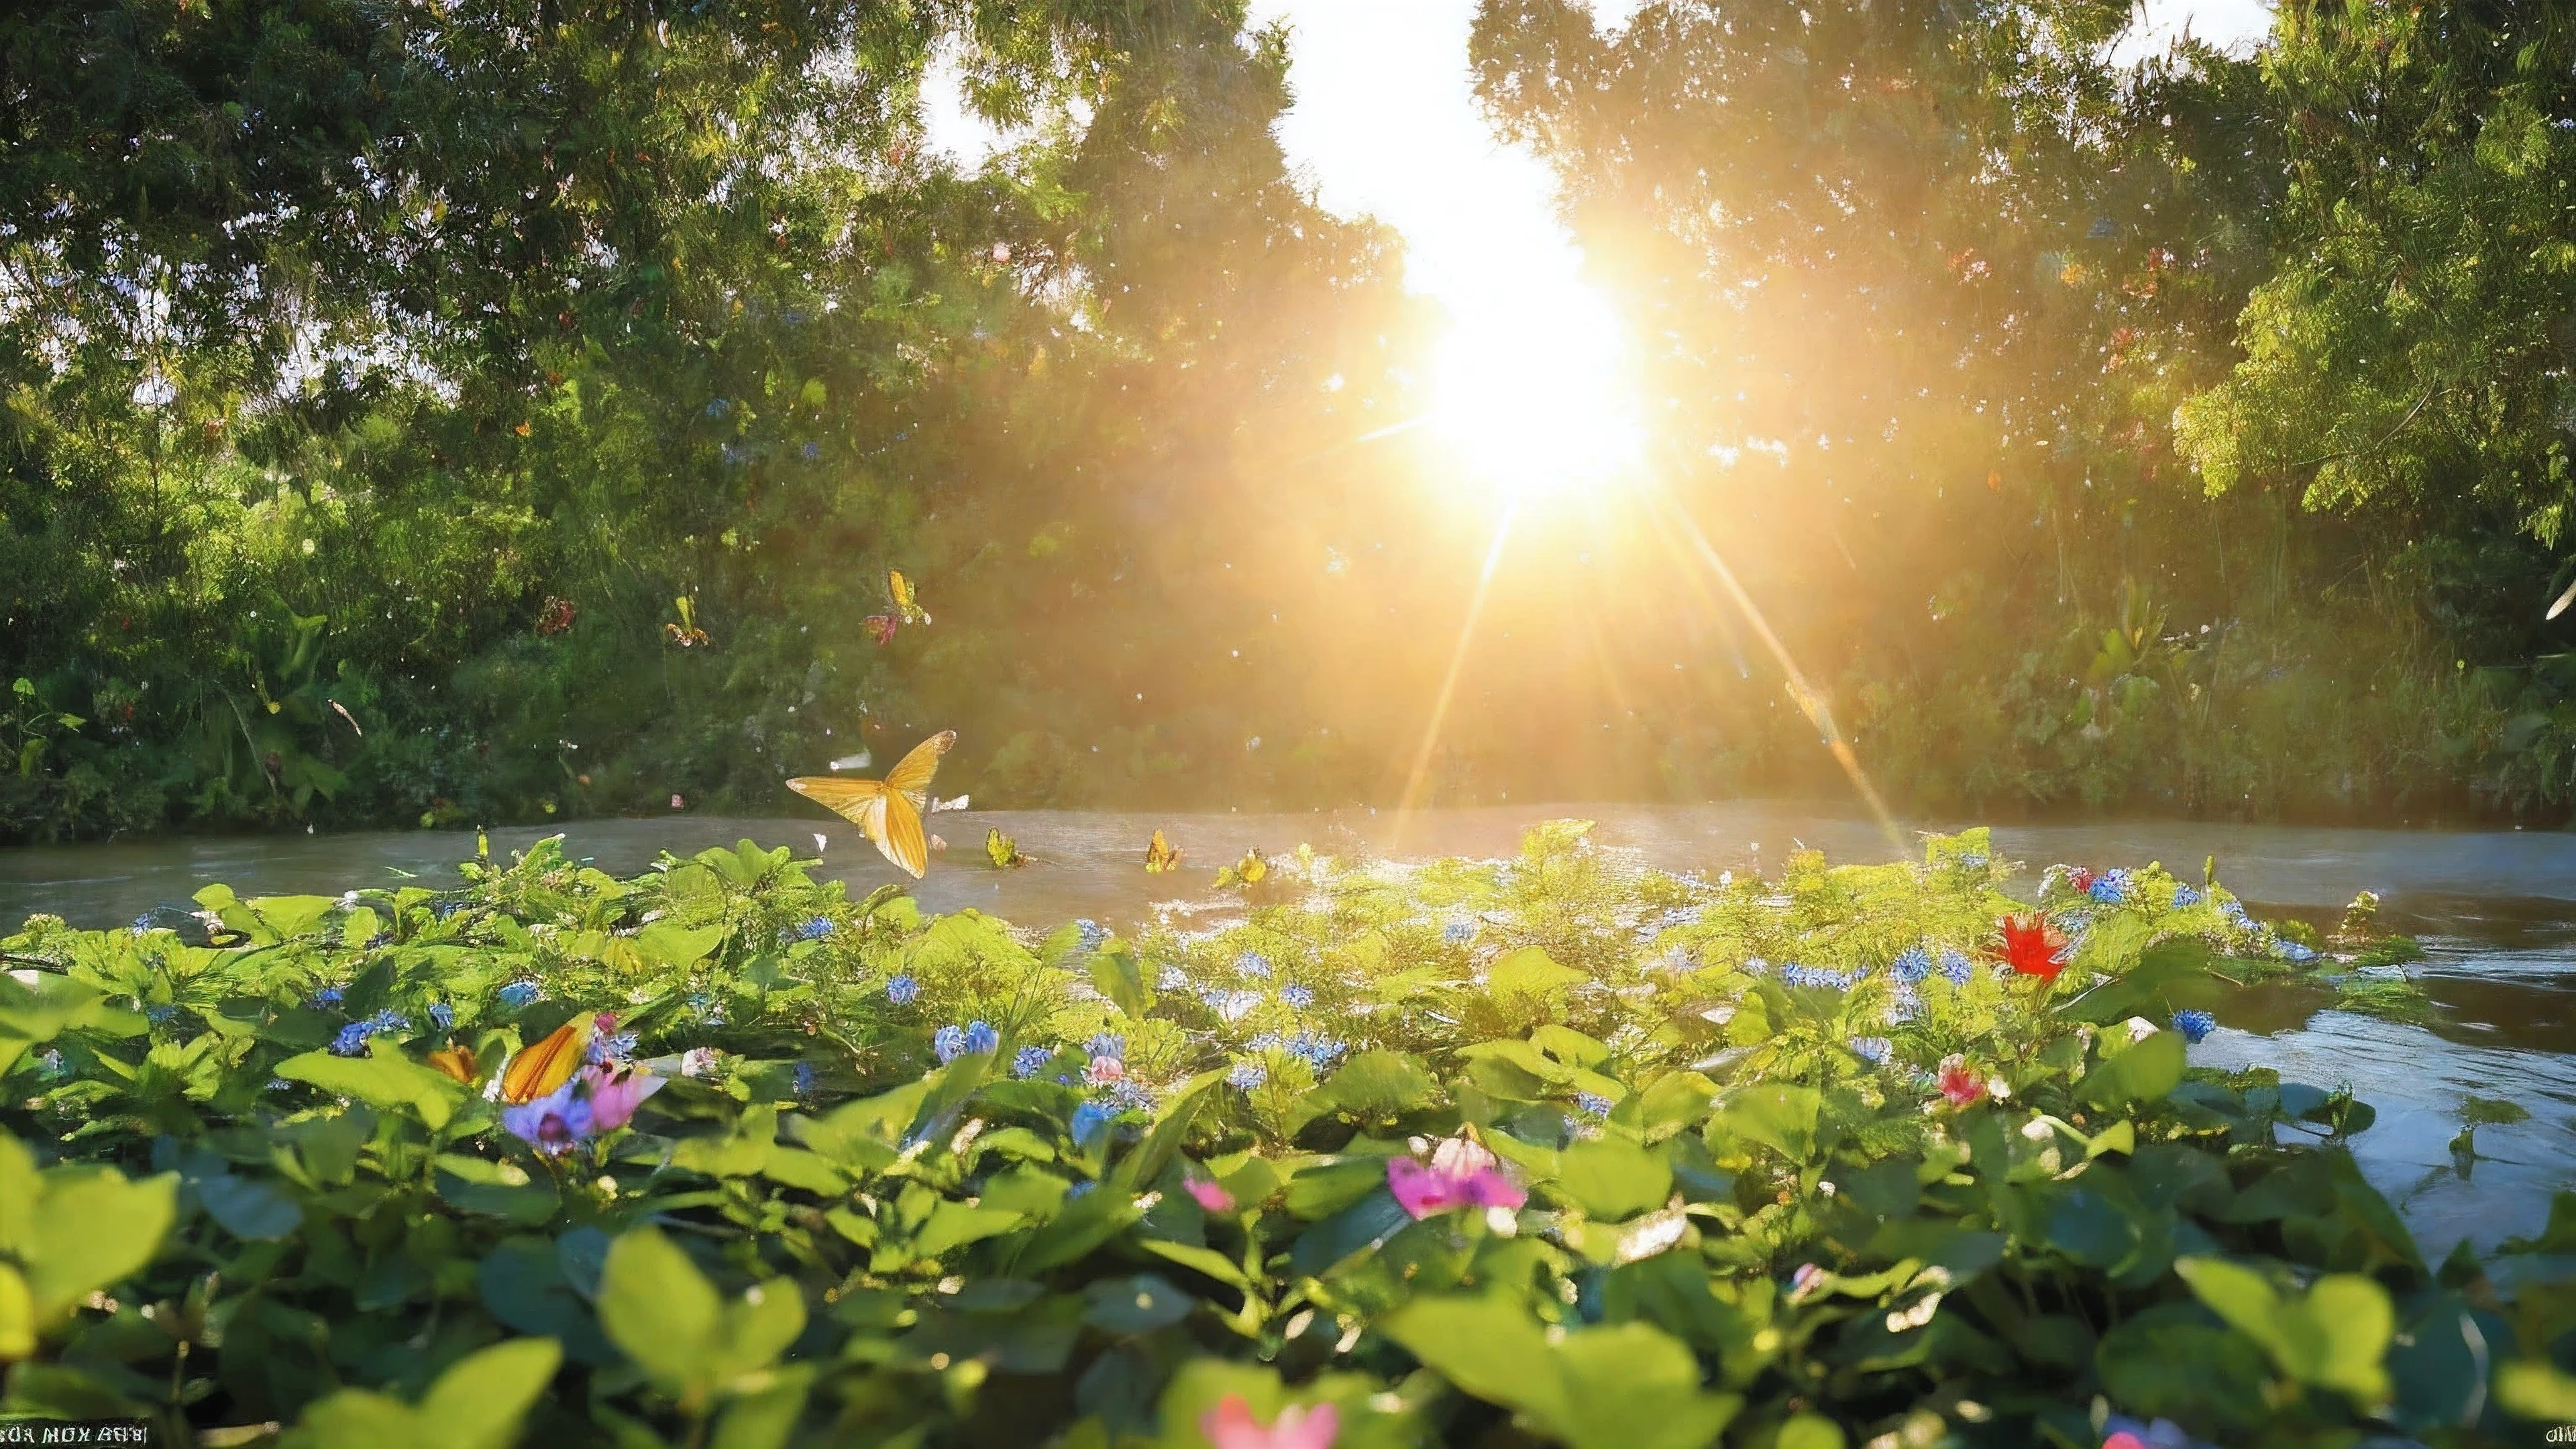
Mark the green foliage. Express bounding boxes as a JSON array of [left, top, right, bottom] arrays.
[[0, 824, 2563, 1445]]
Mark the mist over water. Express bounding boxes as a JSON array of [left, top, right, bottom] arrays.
[[7, 804, 2571, 1254]]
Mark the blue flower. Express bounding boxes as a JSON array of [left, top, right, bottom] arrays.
[[792, 916, 835, 942], [1069, 1101, 1112, 1147], [311, 987, 346, 1010], [1885, 982, 1921, 1024], [366, 1009, 409, 1034], [932, 1025, 967, 1063], [2220, 898, 2255, 928], [1444, 919, 1475, 946], [1234, 951, 1271, 979], [801, 441, 821, 460], [130, 914, 154, 936], [588, 1030, 639, 1065], [1108, 1080, 1155, 1113], [1065, 1180, 1097, 1200], [144, 1004, 178, 1026], [1014, 1046, 1053, 1079], [1280, 984, 1315, 1010], [429, 1003, 455, 1031], [1075, 919, 1108, 952], [2171, 1009, 2216, 1044], [1248, 1032, 1283, 1051], [1891, 946, 1932, 983], [433, 901, 464, 921], [1575, 1092, 1614, 1118], [1086, 1031, 1124, 1062], [2277, 940, 2318, 964], [1939, 949, 1974, 987], [2088, 869, 2133, 905], [1849, 1036, 1893, 1064], [2171, 883, 2201, 908], [705, 397, 732, 417], [964, 1020, 1000, 1056], [1780, 964, 1858, 990], [794, 1062, 817, 1096], [1288, 1032, 1344, 1069], [329, 1022, 376, 1057], [1741, 957, 1770, 976], [1157, 964, 1190, 991], [1228, 1061, 1267, 1089], [885, 974, 920, 1006], [495, 981, 540, 1009]]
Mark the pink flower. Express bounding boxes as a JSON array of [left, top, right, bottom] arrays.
[[2067, 866, 2094, 894], [1937, 1054, 1988, 1108], [1789, 1263, 1825, 1299], [2103, 1435, 2146, 1449], [1387, 1134, 1526, 1220], [584, 1064, 666, 1132], [670, 794, 686, 810], [1085, 1055, 1125, 1085], [1183, 1170, 1236, 1214], [1201, 1393, 1340, 1449]]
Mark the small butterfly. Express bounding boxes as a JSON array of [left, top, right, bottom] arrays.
[[986, 828, 1026, 869], [663, 594, 708, 647], [929, 793, 971, 813], [1214, 849, 1268, 889], [862, 570, 930, 646], [426, 1044, 481, 1086], [786, 731, 956, 878], [1144, 829, 1183, 873], [498, 1016, 594, 1104]]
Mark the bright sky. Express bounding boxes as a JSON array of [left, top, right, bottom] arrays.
[[927, 0, 2277, 318]]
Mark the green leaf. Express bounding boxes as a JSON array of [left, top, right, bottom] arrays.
[[1554, 1136, 1671, 1222], [598, 1226, 722, 1397], [435, 1155, 561, 1226], [1081, 1273, 1195, 1334], [277, 1042, 472, 1131], [1487, 947, 1589, 1016], [197, 1173, 304, 1241], [1088, 945, 1148, 1020], [417, 1338, 565, 1449], [1383, 1296, 1737, 1449], [2077, 1030, 2187, 1110], [1715, 1083, 1823, 1161], [637, 920, 726, 969], [0, 1137, 179, 1322], [1290, 1049, 1438, 1131], [2175, 1255, 2394, 1407]]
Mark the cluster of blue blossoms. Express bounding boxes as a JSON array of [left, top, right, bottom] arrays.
[[788, 916, 835, 943], [2088, 869, 2133, 905], [2171, 1008, 2217, 1044], [1849, 1036, 1893, 1064], [2171, 883, 2201, 908], [1575, 1091, 1615, 1118], [329, 1010, 410, 1057], [1779, 963, 1868, 990], [496, 981, 542, 1009], [932, 1020, 1001, 1063], [884, 974, 920, 1006]]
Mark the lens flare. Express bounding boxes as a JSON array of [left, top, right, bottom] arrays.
[[1428, 280, 1643, 504]]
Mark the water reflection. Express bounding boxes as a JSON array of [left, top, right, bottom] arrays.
[[3, 803, 2570, 1247]]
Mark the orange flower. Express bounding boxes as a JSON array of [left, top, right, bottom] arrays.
[[1998, 916, 2068, 981]]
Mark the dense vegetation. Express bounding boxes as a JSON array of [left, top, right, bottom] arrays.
[[6, 0, 2576, 839], [1, 823, 2569, 1447]]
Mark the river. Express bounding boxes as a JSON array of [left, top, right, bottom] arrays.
[[5, 804, 2570, 1255]]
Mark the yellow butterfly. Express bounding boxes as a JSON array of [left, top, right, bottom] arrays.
[[863, 570, 932, 646], [786, 731, 957, 878], [425, 1044, 481, 1087], [1214, 849, 1268, 889], [499, 1017, 592, 1104], [1144, 829, 1182, 873], [986, 828, 1026, 868]]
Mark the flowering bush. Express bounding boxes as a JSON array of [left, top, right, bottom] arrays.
[[0, 826, 2563, 1448]]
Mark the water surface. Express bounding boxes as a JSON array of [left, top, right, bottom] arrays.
[[5, 804, 2569, 1252]]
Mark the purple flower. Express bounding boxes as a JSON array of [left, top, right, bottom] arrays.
[[1575, 1092, 1613, 1118], [885, 974, 920, 1006], [502, 1081, 595, 1156], [1086, 1032, 1125, 1063], [1014, 1046, 1053, 1079], [932, 1025, 967, 1063], [2171, 1009, 2216, 1044]]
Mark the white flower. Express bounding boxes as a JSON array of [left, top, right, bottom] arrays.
[[2124, 1016, 2161, 1043]]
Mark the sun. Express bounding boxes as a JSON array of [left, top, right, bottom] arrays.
[[1427, 279, 1645, 504]]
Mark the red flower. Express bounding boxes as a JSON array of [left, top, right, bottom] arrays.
[[1999, 916, 2067, 981], [2065, 867, 2094, 894], [1937, 1054, 1987, 1108]]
